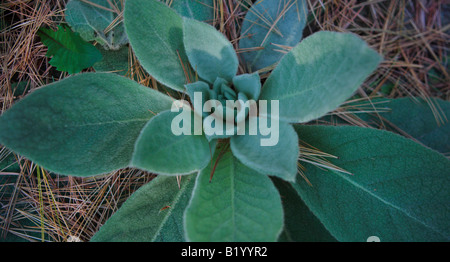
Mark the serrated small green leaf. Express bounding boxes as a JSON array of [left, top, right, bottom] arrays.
[[91, 175, 196, 242], [184, 148, 284, 242], [38, 25, 102, 74]]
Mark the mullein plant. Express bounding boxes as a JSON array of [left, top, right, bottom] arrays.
[[0, 0, 448, 242]]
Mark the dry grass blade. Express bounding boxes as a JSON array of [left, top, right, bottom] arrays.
[[79, 0, 116, 13], [307, 0, 449, 99], [297, 139, 353, 187]]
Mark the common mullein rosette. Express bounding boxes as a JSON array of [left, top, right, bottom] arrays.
[[9, 0, 450, 243], [185, 73, 262, 140], [179, 17, 300, 182]]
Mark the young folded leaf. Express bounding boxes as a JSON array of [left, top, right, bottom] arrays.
[[232, 72, 261, 101], [183, 17, 238, 83]]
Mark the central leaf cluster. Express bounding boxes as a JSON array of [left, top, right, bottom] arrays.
[[185, 73, 261, 139]]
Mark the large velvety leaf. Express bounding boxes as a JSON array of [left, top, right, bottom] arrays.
[[183, 17, 238, 83], [364, 97, 450, 155], [131, 110, 213, 175], [272, 177, 337, 242], [93, 45, 129, 75], [230, 119, 299, 182], [0, 73, 173, 177], [124, 0, 189, 91], [38, 25, 102, 74], [323, 97, 450, 155], [184, 148, 284, 241], [91, 175, 196, 242], [293, 125, 450, 241], [239, 0, 308, 72], [171, 0, 215, 22], [259, 31, 382, 123], [65, 0, 128, 50]]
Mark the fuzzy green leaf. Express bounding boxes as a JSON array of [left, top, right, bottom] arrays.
[[185, 80, 211, 116], [364, 98, 450, 155], [259, 31, 382, 123], [293, 125, 450, 241], [183, 17, 238, 83], [273, 177, 337, 242], [0, 73, 173, 177], [171, 0, 215, 22], [323, 97, 450, 155], [131, 110, 213, 175], [65, 0, 128, 50], [124, 0, 189, 91], [93, 45, 129, 75], [184, 148, 284, 241], [91, 175, 196, 242], [232, 72, 261, 101], [230, 119, 299, 182], [239, 0, 308, 72], [38, 25, 102, 74]]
